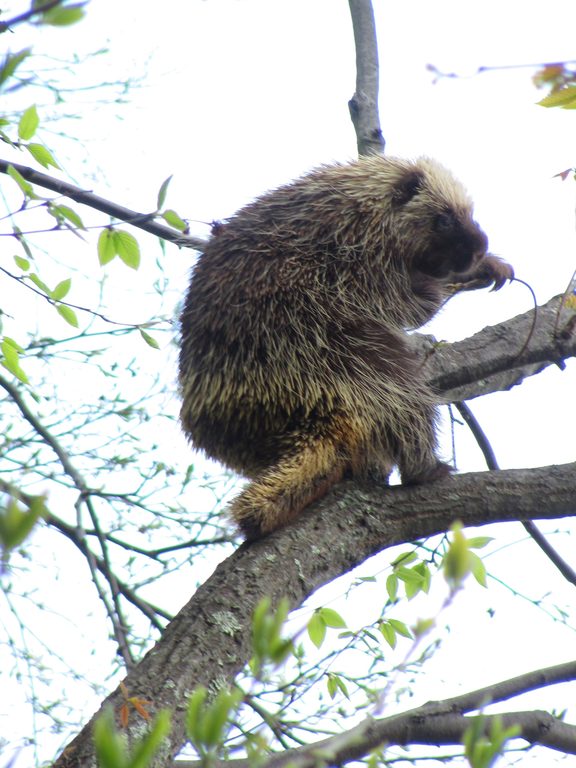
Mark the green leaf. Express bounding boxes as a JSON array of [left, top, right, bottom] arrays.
[[469, 551, 487, 588], [467, 536, 493, 550], [18, 105, 39, 140], [13, 255, 30, 271], [443, 522, 472, 589], [161, 208, 188, 232], [28, 273, 51, 295], [7, 164, 35, 198], [98, 229, 117, 265], [0, 49, 31, 89], [0, 495, 46, 553], [388, 618, 412, 639], [386, 573, 398, 602], [186, 686, 208, 747], [51, 278, 71, 301], [412, 617, 435, 638], [157, 175, 173, 210], [93, 708, 128, 768], [41, 4, 86, 26], [307, 612, 326, 649], [326, 673, 349, 700], [128, 710, 171, 768], [56, 304, 79, 327], [139, 329, 160, 349], [538, 86, 576, 108], [1, 338, 29, 383], [391, 550, 418, 569], [26, 142, 60, 169], [113, 230, 140, 269], [318, 607, 347, 629], [51, 203, 85, 229], [379, 621, 397, 648]]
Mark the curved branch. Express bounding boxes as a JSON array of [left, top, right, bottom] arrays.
[[53, 462, 576, 767], [0, 158, 207, 250]]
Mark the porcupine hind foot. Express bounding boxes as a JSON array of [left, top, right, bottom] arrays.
[[230, 413, 370, 541]]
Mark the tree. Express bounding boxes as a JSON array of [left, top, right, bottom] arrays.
[[1, 1, 576, 767]]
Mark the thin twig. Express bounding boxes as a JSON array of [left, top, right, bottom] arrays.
[[0, 158, 207, 250]]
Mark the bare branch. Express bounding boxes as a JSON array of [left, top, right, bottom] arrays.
[[347, 0, 384, 156]]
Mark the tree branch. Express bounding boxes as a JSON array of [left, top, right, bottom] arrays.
[[424, 294, 576, 401], [0, 158, 207, 250], [347, 0, 384, 156], [177, 660, 576, 767], [53, 462, 576, 768]]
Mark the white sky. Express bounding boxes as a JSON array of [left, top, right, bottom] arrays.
[[2, 1, 576, 765]]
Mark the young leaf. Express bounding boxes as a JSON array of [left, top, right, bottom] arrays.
[[538, 86, 576, 108], [26, 142, 60, 169], [41, 4, 86, 26], [139, 329, 160, 350], [379, 621, 397, 648], [307, 612, 326, 649], [162, 209, 188, 232], [92, 708, 128, 768], [28, 273, 50, 295], [318, 607, 347, 629], [7, 164, 36, 198], [0, 49, 31, 89], [51, 204, 85, 229], [18, 105, 39, 140], [56, 305, 79, 328], [157, 175, 173, 210], [51, 278, 72, 301], [98, 229, 117, 265], [1, 337, 28, 383], [113, 230, 140, 269], [13, 255, 30, 271]]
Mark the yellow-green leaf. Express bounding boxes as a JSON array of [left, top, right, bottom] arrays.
[[157, 175, 173, 210], [139, 329, 160, 349], [41, 5, 86, 26], [162, 208, 188, 232], [113, 230, 140, 270], [538, 86, 576, 108], [318, 607, 346, 629], [98, 229, 117, 265], [13, 255, 30, 271], [26, 142, 60, 169], [51, 278, 71, 301], [307, 612, 326, 649], [18, 105, 39, 140], [7, 164, 35, 198], [1, 337, 29, 383], [56, 304, 79, 327], [0, 49, 31, 89]]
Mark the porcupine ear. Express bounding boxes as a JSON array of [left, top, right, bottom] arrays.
[[391, 169, 424, 207]]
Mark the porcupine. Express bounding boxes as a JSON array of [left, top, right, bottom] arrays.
[[178, 155, 513, 540]]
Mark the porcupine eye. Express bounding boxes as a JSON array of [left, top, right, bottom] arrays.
[[433, 211, 457, 232]]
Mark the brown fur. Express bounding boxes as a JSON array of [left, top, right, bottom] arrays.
[[178, 155, 513, 540]]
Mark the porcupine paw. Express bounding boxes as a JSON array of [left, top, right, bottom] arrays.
[[401, 459, 453, 486]]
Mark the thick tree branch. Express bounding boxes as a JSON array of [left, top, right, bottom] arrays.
[[423, 294, 576, 401], [0, 158, 206, 250], [53, 462, 576, 768], [347, 0, 384, 156]]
